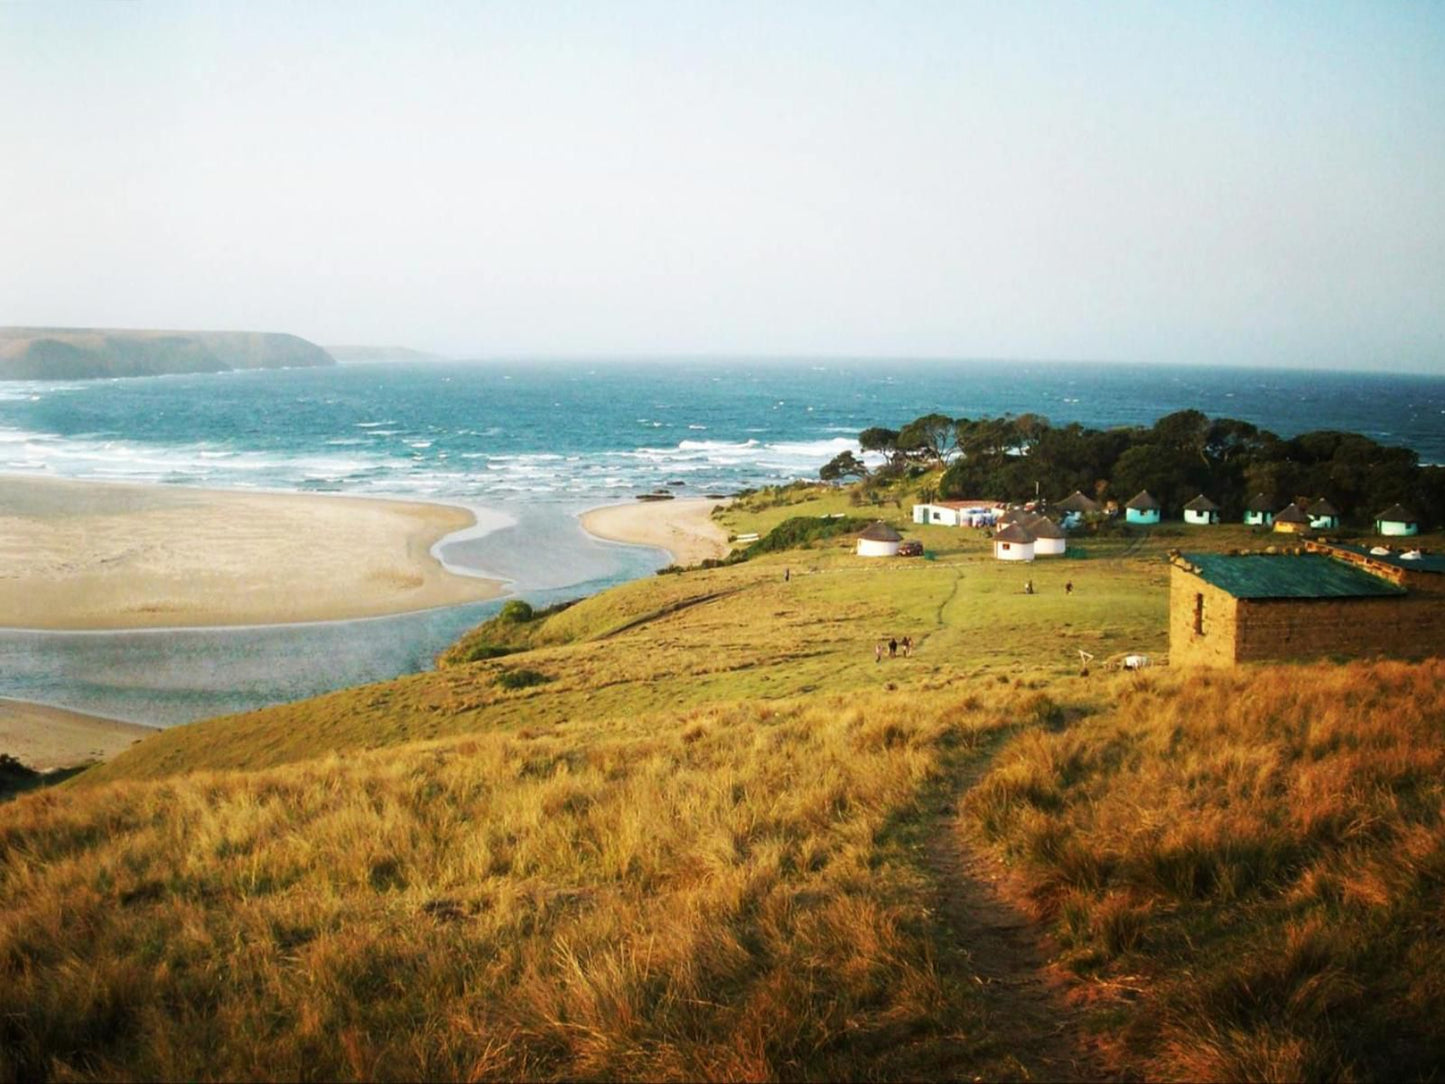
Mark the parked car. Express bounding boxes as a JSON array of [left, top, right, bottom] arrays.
[[898, 540, 923, 557]]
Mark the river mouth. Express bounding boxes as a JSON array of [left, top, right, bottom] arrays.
[[3, 502, 664, 726]]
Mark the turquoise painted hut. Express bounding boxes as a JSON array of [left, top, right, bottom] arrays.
[[1244, 493, 1275, 527], [1124, 490, 1161, 525], [1374, 504, 1419, 537]]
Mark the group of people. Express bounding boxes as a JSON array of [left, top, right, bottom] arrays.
[[874, 635, 912, 663]]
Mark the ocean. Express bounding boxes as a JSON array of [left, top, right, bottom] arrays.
[[4, 358, 1444, 724]]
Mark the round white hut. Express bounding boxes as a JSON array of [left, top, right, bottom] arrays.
[[856, 521, 903, 557], [993, 521, 1036, 562], [1182, 494, 1220, 525], [1025, 515, 1067, 556]]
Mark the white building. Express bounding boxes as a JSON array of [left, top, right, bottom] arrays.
[[1024, 515, 1067, 556], [993, 521, 1036, 562], [1182, 494, 1220, 525], [856, 521, 903, 557], [912, 500, 997, 527]]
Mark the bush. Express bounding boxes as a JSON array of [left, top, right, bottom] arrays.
[[459, 643, 520, 663], [741, 515, 874, 557], [494, 668, 552, 690], [499, 600, 534, 623]]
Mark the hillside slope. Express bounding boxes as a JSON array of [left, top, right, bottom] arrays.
[[6, 491, 1442, 1080], [0, 327, 335, 379], [6, 663, 1443, 1081]]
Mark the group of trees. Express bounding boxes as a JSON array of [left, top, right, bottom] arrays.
[[821, 409, 1445, 529]]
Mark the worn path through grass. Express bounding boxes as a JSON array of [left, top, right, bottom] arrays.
[[924, 730, 1122, 1083]]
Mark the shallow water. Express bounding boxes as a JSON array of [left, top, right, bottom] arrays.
[[4, 502, 663, 725]]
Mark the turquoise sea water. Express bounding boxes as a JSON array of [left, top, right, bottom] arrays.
[[3, 359, 1443, 725]]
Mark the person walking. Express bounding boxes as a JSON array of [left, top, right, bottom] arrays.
[[888, 637, 898, 657], [875, 640, 884, 664]]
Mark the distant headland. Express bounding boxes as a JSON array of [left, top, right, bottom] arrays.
[[323, 344, 447, 363], [0, 327, 336, 380]]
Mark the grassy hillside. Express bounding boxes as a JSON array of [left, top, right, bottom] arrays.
[[964, 659, 1445, 1081], [0, 327, 335, 379], [5, 487, 1443, 1080], [3, 687, 1036, 1081], [78, 505, 1180, 786]]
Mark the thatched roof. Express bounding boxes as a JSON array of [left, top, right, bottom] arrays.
[[1246, 492, 1275, 513], [993, 522, 1035, 544], [1025, 516, 1065, 540], [858, 521, 902, 542], [1053, 490, 1101, 514], [1307, 497, 1339, 516], [1375, 503, 1417, 523], [1182, 494, 1219, 512], [1274, 504, 1311, 525], [1125, 490, 1160, 511]]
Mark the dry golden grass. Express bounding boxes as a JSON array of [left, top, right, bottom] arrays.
[[10, 483, 1442, 1080], [965, 659, 1445, 1082], [1, 688, 1027, 1082]]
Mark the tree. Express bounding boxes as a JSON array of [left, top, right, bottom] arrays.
[[819, 450, 868, 482], [858, 427, 904, 472], [858, 427, 900, 454], [896, 413, 956, 464]]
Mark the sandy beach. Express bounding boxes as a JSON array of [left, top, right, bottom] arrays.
[[580, 498, 732, 566], [0, 474, 503, 629], [0, 697, 157, 771]]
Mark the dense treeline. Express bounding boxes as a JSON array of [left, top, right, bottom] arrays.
[[823, 409, 1445, 529]]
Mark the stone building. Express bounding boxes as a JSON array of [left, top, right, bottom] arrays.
[[1169, 541, 1445, 666]]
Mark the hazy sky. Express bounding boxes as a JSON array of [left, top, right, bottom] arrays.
[[3, 2, 1443, 370]]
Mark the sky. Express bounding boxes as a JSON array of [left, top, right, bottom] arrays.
[[2, 1, 1443, 371]]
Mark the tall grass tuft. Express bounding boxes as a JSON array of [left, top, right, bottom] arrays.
[[964, 658, 1445, 1082], [1, 690, 1012, 1081]]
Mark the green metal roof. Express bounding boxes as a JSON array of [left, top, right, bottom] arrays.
[[1178, 552, 1405, 599]]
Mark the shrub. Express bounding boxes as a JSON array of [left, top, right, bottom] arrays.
[[459, 643, 519, 663], [499, 600, 534, 623], [494, 668, 551, 690]]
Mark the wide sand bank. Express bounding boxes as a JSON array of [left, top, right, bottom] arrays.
[[0, 474, 503, 630], [580, 498, 732, 566], [0, 698, 157, 771]]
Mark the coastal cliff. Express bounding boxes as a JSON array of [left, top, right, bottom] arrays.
[[0, 327, 336, 380]]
